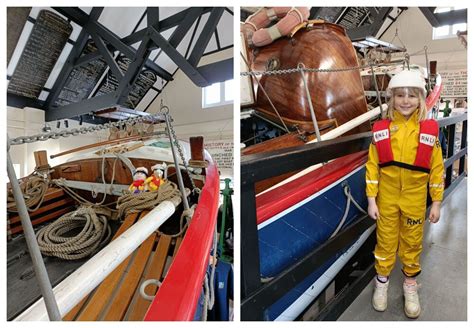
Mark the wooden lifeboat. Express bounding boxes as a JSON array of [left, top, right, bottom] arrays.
[[244, 20, 371, 136], [7, 135, 224, 321]]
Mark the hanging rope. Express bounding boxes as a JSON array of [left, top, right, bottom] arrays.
[[158, 204, 196, 238], [36, 206, 112, 260], [330, 184, 367, 239], [116, 181, 182, 219], [7, 174, 49, 213]]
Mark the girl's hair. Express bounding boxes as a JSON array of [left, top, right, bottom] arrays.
[[386, 87, 427, 122]]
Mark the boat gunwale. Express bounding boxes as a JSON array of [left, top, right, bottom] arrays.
[[144, 150, 220, 321]]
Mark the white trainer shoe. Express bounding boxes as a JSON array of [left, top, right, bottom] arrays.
[[372, 278, 389, 311], [403, 282, 421, 319]]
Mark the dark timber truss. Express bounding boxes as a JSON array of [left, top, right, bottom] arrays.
[[8, 7, 233, 122]]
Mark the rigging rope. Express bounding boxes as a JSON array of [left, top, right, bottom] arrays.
[[7, 174, 49, 213], [36, 206, 112, 260], [116, 181, 182, 219]]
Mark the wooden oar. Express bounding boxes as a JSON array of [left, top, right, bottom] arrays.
[[50, 132, 163, 159]]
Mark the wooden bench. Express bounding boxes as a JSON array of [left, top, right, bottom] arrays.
[[63, 210, 183, 321], [7, 187, 75, 238]]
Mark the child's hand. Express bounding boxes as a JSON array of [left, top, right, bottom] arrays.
[[429, 201, 441, 223], [367, 197, 379, 220]]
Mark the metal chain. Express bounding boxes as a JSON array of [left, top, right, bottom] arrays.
[[240, 64, 370, 76], [9, 114, 165, 146], [165, 112, 199, 193], [240, 61, 406, 77]]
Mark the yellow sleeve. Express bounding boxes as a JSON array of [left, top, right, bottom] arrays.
[[429, 137, 445, 201], [365, 142, 380, 198]]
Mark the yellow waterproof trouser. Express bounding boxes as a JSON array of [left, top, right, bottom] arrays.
[[374, 181, 426, 277]]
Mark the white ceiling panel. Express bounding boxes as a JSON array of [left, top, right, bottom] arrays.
[[136, 88, 158, 111], [158, 7, 187, 21], [205, 32, 218, 53], [176, 20, 198, 56], [216, 10, 233, 48], [79, 7, 93, 15], [155, 52, 178, 76], [188, 12, 210, 58], [38, 90, 50, 101], [44, 42, 73, 89], [69, 21, 82, 42], [98, 7, 146, 38]]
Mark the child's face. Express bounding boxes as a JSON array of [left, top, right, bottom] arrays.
[[393, 87, 420, 119]]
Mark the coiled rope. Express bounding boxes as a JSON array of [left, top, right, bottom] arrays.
[[36, 206, 112, 260], [7, 174, 49, 213], [116, 181, 182, 219]]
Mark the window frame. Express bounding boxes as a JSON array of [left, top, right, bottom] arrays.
[[432, 7, 467, 40], [202, 79, 234, 109]]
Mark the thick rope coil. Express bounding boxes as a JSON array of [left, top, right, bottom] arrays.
[[36, 206, 112, 260], [7, 175, 49, 213], [115, 181, 181, 219]]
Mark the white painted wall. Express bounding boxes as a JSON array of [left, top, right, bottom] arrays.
[[7, 107, 107, 178], [380, 8, 467, 71]]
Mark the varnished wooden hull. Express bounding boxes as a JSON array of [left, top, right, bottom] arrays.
[[247, 22, 371, 134]]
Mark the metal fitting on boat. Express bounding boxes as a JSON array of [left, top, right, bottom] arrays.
[[139, 279, 162, 301]]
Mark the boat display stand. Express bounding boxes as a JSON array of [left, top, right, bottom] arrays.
[[61, 210, 183, 321]]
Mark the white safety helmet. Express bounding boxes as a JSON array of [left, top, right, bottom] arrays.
[[151, 163, 167, 178], [386, 70, 426, 97], [133, 167, 148, 176]]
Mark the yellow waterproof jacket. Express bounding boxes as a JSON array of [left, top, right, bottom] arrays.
[[366, 110, 444, 202]]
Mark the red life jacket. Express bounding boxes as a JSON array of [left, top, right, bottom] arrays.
[[372, 118, 439, 173]]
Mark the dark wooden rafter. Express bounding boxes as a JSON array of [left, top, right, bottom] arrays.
[[43, 6, 231, 121], [149, 27, 208, 86], [188, 8, 224, 67], [89, 30, 124, 80], [44, 7, 103, 110], [419, 7, 467, 27], [147, 7, 159, 28], [116, 35, 153, 105], [53, 7, 172, 81]]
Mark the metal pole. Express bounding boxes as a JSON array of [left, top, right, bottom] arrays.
[[16, 199, 179, 321], [370, 63, 384, 118], [6, 138, 62, 321], [164, 114, 190, 211], [424, 46, 432, 91], [299, 65, 321, 142]]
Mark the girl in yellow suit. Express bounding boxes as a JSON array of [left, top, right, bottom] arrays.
[[365, 70, 444, 318]]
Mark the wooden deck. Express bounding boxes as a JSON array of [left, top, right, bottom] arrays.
[[62, 210, 183, 321]]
